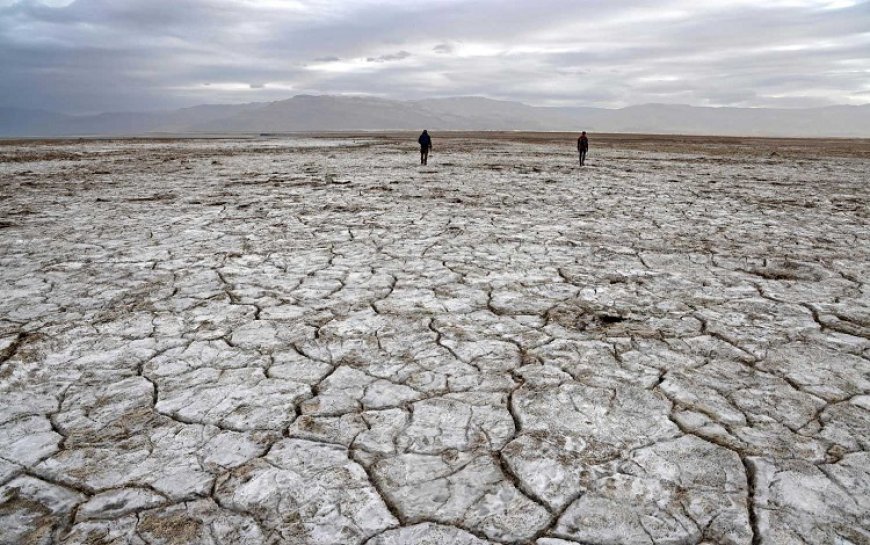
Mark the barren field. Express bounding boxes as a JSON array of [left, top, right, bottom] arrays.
[[0, 134, 868, 545]]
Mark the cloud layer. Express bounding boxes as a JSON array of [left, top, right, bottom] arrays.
[[1, 0, 868, 113]]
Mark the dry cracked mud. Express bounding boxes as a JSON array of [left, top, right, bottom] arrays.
[[0, 134, 868, 545]]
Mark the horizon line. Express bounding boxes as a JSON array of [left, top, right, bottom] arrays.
[[3, 93, 869, 117]]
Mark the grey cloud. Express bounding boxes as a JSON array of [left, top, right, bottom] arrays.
[[0, 0, 867, 113], [366, 51, 411, 63]]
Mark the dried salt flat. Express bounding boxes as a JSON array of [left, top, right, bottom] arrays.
[[0, 135, 868, 545]]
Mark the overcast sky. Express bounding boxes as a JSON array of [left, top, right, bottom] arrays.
[[1, 0, 868, 113]]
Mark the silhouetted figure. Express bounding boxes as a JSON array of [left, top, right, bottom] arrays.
[[418, 130, 432, 165], [577, 131, 589, 166]]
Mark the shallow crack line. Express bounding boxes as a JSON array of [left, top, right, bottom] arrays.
[[45, 383, 74, 451], [366, 517, 500, 545], [133, 512, 154, 545], [485, 287, 507, 317], [742, 458, 762, 545], [795, 392, 863, 439], [310, 361, 341, 397], [637, 517, 659, 545], [139, 372, 160, 410], [495, 450, 555, 519], [664, 397, 760, 545], [214, 268, 259, 318], [21, 468, 98, 498], [505, 376, 524, 443], [636, 251, 652, 270], [495, 374, 565, 542], [71, 492, 174, 528], [207, 479, 274, 540], [347, 449, 404, 529], [541, 485, 591, 540], [555, 266, 578, 287], [282, 432, 353, 450], [152, 407, 281, 433], [686, 305, 756, 357], [797, 301, 828, 332], [816, 465, 864, 509], [677, 311, 825, 405], [426, 318, 464, 363], [0, 331, 29, 366], [816, 308, 870, 340], [0, 458, 24, 487]]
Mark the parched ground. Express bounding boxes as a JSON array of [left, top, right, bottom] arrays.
[[0, 134, 868, 545]]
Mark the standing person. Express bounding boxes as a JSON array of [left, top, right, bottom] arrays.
[[418, 130, 432, 165], [577, 131, 589, 166]]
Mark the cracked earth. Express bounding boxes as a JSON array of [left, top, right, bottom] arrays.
[[0, 135, 868, 544]]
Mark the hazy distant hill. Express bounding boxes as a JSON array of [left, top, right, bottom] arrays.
[[0, 107, 75, 137], [191, 95, 465, 132], [0, 102, 266, 137], [573, 103, 870, 137], [2, 95, 869, 137]]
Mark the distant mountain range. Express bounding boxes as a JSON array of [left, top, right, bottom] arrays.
[[2, 95, 869, 137]]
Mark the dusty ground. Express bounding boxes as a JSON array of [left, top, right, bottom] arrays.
[[0, 134, 868, 545]]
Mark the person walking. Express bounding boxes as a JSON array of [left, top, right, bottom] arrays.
[[418, 130, 432, 165], [577, 131, 589, 166]]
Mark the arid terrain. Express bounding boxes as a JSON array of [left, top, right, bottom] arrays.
[[1, 134, 868, 545]]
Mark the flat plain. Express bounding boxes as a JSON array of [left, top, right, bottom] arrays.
[[0, 133, 868, 545]]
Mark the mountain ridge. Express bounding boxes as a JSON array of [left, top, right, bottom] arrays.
[[2, 95, 869, 137]]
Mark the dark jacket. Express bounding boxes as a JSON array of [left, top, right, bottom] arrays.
[[418, 132, 432, 149], [578, 136, 589, 151]]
